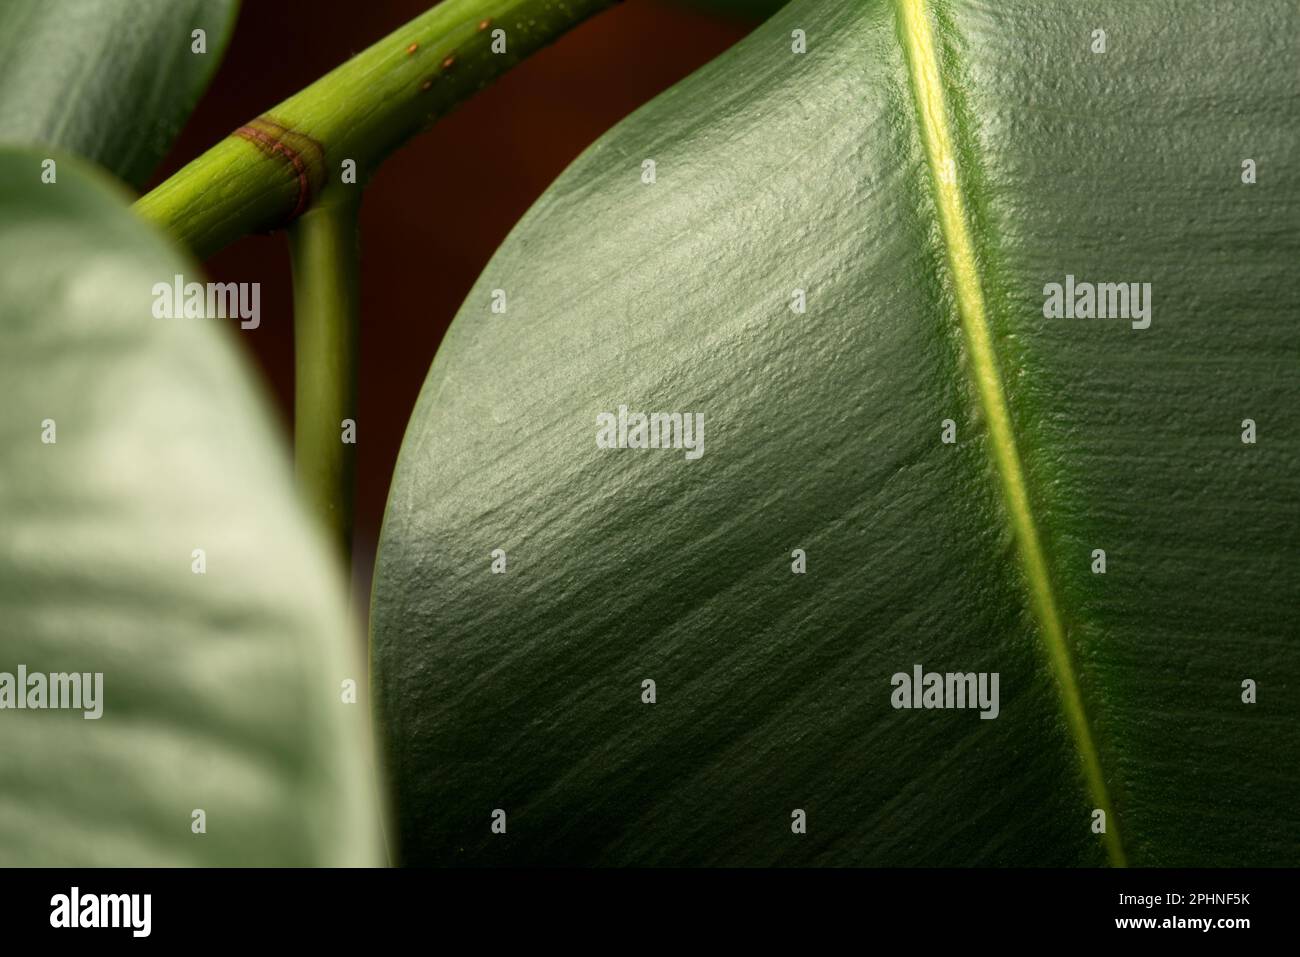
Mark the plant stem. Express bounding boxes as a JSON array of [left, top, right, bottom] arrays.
[[289, 191, 362, 559], [134, 0, 617, 259]]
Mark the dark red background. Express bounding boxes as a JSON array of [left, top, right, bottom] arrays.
[[149, 1, 760, 608]]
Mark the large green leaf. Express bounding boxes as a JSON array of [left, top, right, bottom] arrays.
[[0, 0, 238, 188], [372, 0, 1299, 865], [0, 148, 380, 865]]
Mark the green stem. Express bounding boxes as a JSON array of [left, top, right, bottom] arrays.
[[133, 0, 617, 259], [288, 191, 362, 558]]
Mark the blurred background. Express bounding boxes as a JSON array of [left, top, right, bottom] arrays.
[[147, 0, 772, 616]]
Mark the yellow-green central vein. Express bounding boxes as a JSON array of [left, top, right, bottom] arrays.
[[896, 0, 1126, 867]]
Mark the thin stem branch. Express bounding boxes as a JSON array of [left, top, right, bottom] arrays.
[[133, 0, 617, 259], [288, 191, 362, 559]]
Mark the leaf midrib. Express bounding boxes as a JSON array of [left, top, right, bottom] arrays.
[[895, 0, 1126, 867]]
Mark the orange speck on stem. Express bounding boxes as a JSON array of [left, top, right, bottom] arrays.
[[477, 18, 492, 31], [441, 54, 457, 70], [405, 42, 419, 55]]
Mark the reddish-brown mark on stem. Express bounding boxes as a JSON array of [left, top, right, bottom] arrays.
[[233, 117, 326, 221]]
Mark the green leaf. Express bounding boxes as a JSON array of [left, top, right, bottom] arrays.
[[0, 148, 380, 866], [0, 0, 239, 188], [372, 0, 1300, 865]]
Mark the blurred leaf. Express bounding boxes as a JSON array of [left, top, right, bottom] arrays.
[[0, 0, 239, 188], [372, 0, 1299, 866], [0, 148, 379, 865]]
